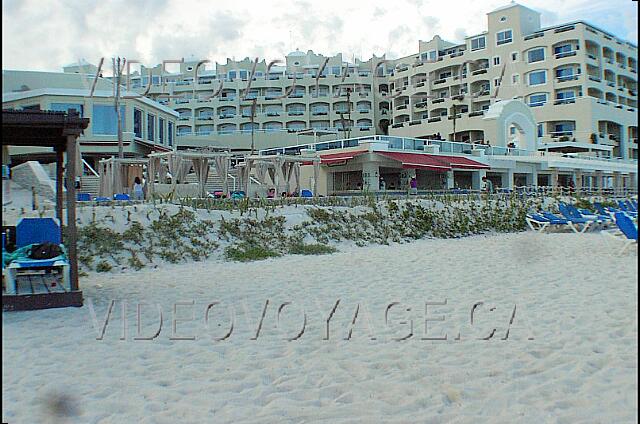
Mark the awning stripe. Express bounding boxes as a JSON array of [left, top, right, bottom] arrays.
[[320, 150, 368, 164], [437, 155, 490, 169], [375, 151, 451, 171]]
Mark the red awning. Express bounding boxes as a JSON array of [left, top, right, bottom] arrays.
[[375, 151, 451, 171], [320, 150, 368, 165], [436, 155, 490, 170]]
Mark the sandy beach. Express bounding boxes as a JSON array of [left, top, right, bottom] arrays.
[[2, 230, 637, 423]]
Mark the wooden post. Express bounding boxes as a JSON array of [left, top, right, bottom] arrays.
[[65, 135, 79, 291], [313, 161, 319, 197], [55, 148, 64, 224]]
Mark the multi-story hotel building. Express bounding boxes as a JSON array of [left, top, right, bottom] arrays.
[[387, 3, 638, 160], [1, 2, 637, 195], [126, 52, 389, 151], [117, 2, 636, 160]]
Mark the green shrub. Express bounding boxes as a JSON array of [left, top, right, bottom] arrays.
[[224, 243, 281, 262], [95, 261, 112, 273], [288, 243, 338, 255]]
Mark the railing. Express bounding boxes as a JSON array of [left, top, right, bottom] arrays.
[[82, 159, 99, 177], [256, 134, 639, 166]]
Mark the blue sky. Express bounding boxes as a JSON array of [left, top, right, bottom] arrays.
[[2, 0, 637, 72]]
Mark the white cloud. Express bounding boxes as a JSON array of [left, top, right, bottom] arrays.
[[2, 0, 637, 72]]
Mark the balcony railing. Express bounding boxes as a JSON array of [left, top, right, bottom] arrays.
[[556, 74, 579, 82], [555, 51, 577, 59], [554, 98, 576, 105]]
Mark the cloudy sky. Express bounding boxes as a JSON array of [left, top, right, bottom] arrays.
[[2, 0, 637, 73]]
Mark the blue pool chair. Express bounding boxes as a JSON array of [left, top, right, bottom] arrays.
[[5, 218, 70, 295]]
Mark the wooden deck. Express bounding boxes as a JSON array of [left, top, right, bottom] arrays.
[[2, 271, 83, 311]]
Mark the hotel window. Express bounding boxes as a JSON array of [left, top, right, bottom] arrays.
[[92, 105, 125, 135], [527, 48, 545, 63], [147, 114, 155, 141], [556, 90, 575, 100], [496, 29, 513, 46], [228, 71, 236, 80], [494, 78, 501, 87], [554, 44, 573, 55], [528, 70, 547, 86], [556, 67, 578, 80], [133, 108, 143, 138], [168, 122, 174, 146], [239, 70, 248, 80], [159, 118, 165, 144], [527, 93, 548, 107], [512, 74, 520, 85], [50, 103, 83, 116], [537, 123, 543, 137], [331, 67, 341, 75], [554, 122, 575, 135], [511, 52, 518, 61], [493, 57, 500, 66], [470, 36, 486, 51], [428, 50, 437, 61]]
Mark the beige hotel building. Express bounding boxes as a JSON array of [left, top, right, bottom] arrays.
[[117, 2, 638, 161]]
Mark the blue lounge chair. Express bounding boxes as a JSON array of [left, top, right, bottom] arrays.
[[526, 213, 571, 233], [4, 218, 70, 295], [602, 212, 638, 254], [541, 212, 586, 233], [558, 204, 600, 231], [616, 200, 638, 217], [563, 203, 611, 223], [230, 191, 245, 199], [301, 189, 313, 198], [114, 193, 130, 201], [625, 200, 637, 213], [77, 193, 91, 201]]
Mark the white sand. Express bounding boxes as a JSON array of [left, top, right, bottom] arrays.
[[2, 231, 637, 423]]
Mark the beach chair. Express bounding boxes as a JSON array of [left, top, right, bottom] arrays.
[[301, 189, 313, 198], [526, 213, 572, 233], [77, 193, 91, 201], [564, 204, 611, 224], [114, 193, 130, 201], [601, 212, 638, 254], [558, 204, 600, 231], [4, 218, 70, 295], [230, 191, 245, 200], [625, 200, 637, 212], [616, 201, 638, 218], [541, 212, 585, 233]]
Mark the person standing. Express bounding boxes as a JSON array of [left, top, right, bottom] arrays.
[[410, 177, 418, 195], [379, 176, 386, 191], [133, 176, 144, 200], [482, 176, 494, 194]]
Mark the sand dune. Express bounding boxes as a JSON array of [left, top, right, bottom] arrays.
[[2, 231, 637, 423]]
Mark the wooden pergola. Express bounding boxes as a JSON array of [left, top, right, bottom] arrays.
[[147, 149, 232, 198], [238, 154, 320, 198], [97, 157, 148, 198], [2, 109, 88, 310]]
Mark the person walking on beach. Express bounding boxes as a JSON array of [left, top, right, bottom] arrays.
[[133, 177, 144, 200], [482, 176, 494, 194], [409, 177, 418, 195]]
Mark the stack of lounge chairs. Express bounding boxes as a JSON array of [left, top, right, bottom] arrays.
[[526, 198, 637, 253]]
